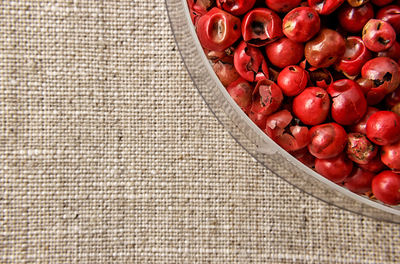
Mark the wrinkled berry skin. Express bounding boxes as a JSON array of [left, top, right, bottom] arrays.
[[315, 153, 353, 183], [372, 170, 400, 205], [381, 139, 400, 171], [327, 79, 367, 126], [213, 57, 240, 87], [307, 67, 333, 89], [366, 111, 400, 146], [335, 36, 372, 78], [265, 109, 310, 152], [265, 37, 304, 68], [305, 29, 346, 68], [216, 0, 256, 16], [362, 19, 396, 52], [361, 57, 400, 105], [344, 167, 376, 194], [359, 154, 386, 173], [293, 87, 330, 125], [251, 79, 283, 116], [350, 107, 379, 135], [242, 8, 283, 47], [377, 41, 400, 62], [376, 5, 400, 34], [196, 8, 242, 51], [346, 133, 378, 164], [308, 0, 345, 15], [277, 65, 309, 96], [265, 0, 302, 13], [226, 77, 253, 114], [234, 41, 269, 82], [338, 3, 374, 33], [282, 7, 321, 43], [308, 122, 348, 159]]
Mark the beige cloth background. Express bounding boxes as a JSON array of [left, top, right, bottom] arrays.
[[1, 1, 400, 263]]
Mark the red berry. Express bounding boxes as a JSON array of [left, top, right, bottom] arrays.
[[226, 77, 253, 114], [277, 65, 309, 96], [381, 139, 400, 171], [344, 167, 375, 194], [372, 170, 400, 205], [265, 37, 304, 68], [242, 8, 283, 47], [292, 87, 330, 125], [376, 5, 400, 34], [366, 110, 400, 146], [282, 7, 321, 43], [327, 79, 367, 126], [233, 41, 269, 82], [308, 122, 348, 159], [305, 28, 346, 68], [349, 107, 379, 135], [251, 79, 283, 116], [308, 0, 345, 15], [196, 8, 242, 51], [362, 19, 396, 52], [213, 57, 240, 87], [359, 154, 386, 173], [265, 0, 302, 13], [337, 3, 374, 33], [315, 153, 353, 183], [346, 133, 378, 165]]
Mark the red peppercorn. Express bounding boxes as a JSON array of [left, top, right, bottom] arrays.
[[308, 122, 348, 159], [282, 7, 321, 43], [337, 3, 374, 33], [381, 139, 400, 171], [308, 0, 345, 15], [226, 77, 253, 114], [344, 167, 375, 194], [277, 65, 309, 96], [362, 19, 396, 52], [349, 107, 379, 135], [213, 56, 240, 87], [233, 41, 269, 82], [251, 79, 283, 116], [265, 37, 304, 68], [265, 0, 302, 13], [216, 0, 256, 16], [327, 79, 367, 126], [315, 153, 353, 183], [292, 87, 330, 125], [242, 8, 283, 47], [376, 5, 400, 34], [346, 133, 378, 165], [366, 110, 400, 146], [372, 170, 400, 205], [196, 7, 242, 51]]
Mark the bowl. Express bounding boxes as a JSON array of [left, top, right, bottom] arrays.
[[165, 0, 400, 223]]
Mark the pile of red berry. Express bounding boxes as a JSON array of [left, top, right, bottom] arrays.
[[188, 0, 400, 206]]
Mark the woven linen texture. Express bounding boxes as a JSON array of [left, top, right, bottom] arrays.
[[1, 1, 400, 263]]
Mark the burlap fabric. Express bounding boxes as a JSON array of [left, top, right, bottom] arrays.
[[1, 1, 400, 263]]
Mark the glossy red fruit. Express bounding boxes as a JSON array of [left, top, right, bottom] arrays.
[[277, 65, 309, 96], [366, 111, 400, 146], [308, 0, 345, 15], [265, 37, 304, 68], [359, 153, 386, 173], [226, 77, 253, 114], [372, 170, 400, 205], [315, 153, 353, 183], [327, 79, 367, 126], [242, 8, 283, 47], [355, 77, 374, 96], [233, 41, 269, 82], [282, 7, 321, 43], [308, 122, 348, 159], [188, 0, 214, 24], [251, 79, 283, 116], [371, 0, 395, 6], [213, 57, 240, 87], [362, 19, 396, 52], [337, 3, 374, 33], [265, 0, 302, 13], [335, 36, 372, 78], [292, 147, 316, 168], [361, 57, 400, 105], [216, 0, 256, 16], [305, 28, 346, 68], [265, 110, 310, 151], [346, 133, 378, 164], [292, 87, 330, 125], [196, 8, 242, 51], [349, 107, 379, 135], [381, 139, 400, 171], [344, 167, 375, 194], [376, 5, 400, 34]]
